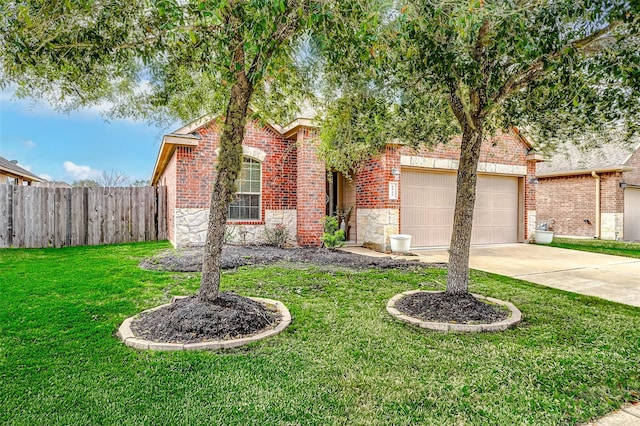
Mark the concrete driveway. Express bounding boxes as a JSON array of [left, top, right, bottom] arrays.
[[412, 244, 640, 307]]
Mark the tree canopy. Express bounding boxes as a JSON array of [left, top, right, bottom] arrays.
[[1, 0, 320, 302], [317, 0, 640, 174], [315, 0, 640, 293]]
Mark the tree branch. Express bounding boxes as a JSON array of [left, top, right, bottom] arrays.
[[489, 21, 622, 111]]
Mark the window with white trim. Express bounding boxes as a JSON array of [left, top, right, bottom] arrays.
[[228, 157, 261, 220]]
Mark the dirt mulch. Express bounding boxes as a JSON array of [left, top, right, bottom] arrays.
[[140, 245, 441, 272], [130, 292, 280, 344], [395, 292, 509, 324], [132, 245, 506, 344]]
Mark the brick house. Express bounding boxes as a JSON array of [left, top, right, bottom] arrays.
[[0, 155, 43, 186], [536, 142, 640, 241], [151, 114, 540, 250]]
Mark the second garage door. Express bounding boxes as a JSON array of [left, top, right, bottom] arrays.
[[401, 170, 519, 247], [624, 187, 640, 241]]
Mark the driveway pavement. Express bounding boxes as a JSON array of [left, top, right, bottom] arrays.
[[411, 243, 640, 308]]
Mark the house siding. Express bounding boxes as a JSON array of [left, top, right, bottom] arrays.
[[170, 120, 298, 246], [623, 148, 640, 186], [158, 121, 536, 249], [537, 171, 625, 239]]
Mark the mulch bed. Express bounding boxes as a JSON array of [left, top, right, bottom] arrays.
[[133, 245, 505, 344], [130, 292, 280, 344], [139, 245, 441, 272], [394, 291, 509, 324]]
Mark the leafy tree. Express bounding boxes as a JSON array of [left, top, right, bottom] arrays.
[[1, 0, 317, 302], [131, 179, 151, 187], [317, 0, 640, 294]]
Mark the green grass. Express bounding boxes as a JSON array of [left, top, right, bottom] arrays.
[[1, 242, 639, 425], [549, 237, 640, 259]]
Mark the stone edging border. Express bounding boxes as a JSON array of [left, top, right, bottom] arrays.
[[117, 296, 292, 351], [386, 290, 522, 332]]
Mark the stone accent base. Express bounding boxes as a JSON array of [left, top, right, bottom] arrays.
[[356, 208, 400, 252], [173, 208, 297, 247], [527, 210, 537, 242], [601, 212, 623, 240]]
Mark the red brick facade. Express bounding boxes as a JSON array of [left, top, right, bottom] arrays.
[[623, 148, 640, 186], [171, 121, 297, 215], [155, 119, 536, 247], [296, 129, 325, 246], [356, 145, 402, 209], [399, 132, 528, 166], [537, 171, 625, 238]]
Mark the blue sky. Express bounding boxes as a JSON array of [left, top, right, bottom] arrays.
[[0, 91, 178, 184]]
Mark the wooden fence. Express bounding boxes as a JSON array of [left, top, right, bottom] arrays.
[[0, 185, 167, 248]]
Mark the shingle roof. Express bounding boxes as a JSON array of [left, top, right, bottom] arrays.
[[0, 155, 43, 181], [536, 141, 638, 175]]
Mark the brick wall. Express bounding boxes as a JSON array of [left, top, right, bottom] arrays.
[[538, 174, 597, 237], [399, 131, 528, 165], [601, 172, 624, 213], [623, 148, 640, 186], [174, 120, 297, 219], [158, 151, 177, 243], [296, 128, 325, 246], [356, 145, 401, 210]]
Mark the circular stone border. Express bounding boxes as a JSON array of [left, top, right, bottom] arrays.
[[387, 290, 521, 332], [117, 296, 292, 351]]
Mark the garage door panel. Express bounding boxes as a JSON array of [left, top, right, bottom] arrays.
[[624, 188, 640, 241], [401, 170, 519, 247]]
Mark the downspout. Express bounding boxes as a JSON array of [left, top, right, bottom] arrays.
[[591, 171, 601, 239]]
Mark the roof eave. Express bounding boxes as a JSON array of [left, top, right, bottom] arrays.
[[0, 166, 43, 182], [537, 166, 632, 178], [151, 134, 200, 185]]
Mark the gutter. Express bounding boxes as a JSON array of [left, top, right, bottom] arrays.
[[591, 171, 601, 239]]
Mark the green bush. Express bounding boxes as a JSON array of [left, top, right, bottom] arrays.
[[321, 216, 346, 248]]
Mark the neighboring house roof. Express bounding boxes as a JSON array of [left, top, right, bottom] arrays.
[[0, 155, 43, 182], [536, 141, 638, 177]]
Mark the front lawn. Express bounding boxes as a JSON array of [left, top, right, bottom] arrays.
[[1, 242, 639, 425], [549, 237, 640, 259]]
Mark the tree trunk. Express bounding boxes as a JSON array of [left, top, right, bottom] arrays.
[[199, 73, 253, 303], [446, 122, 483, 295]]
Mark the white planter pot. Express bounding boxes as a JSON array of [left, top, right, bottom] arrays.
[[389, 234, 412, 253], [535, 230, 554, 244]]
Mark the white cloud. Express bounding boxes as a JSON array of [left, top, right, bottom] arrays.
[[63, 161, 101, 180], [23, 140, 36, 149]]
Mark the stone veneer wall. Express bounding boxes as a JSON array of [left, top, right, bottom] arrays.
[[174, 208, 297, 247], [357, 208, 400, 252]]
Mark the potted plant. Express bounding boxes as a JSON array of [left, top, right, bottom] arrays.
[[534, 220, 555, 244]]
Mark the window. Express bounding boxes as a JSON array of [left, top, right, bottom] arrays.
[[228, 157, 261, 220]]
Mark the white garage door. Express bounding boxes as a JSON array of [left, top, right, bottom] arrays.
[[624, 187, 640, 241], [401, 170, 519, 247]]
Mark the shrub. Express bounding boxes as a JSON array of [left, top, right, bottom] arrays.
[[321, 216, 346, 248], [263, 224, 290, 248]]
